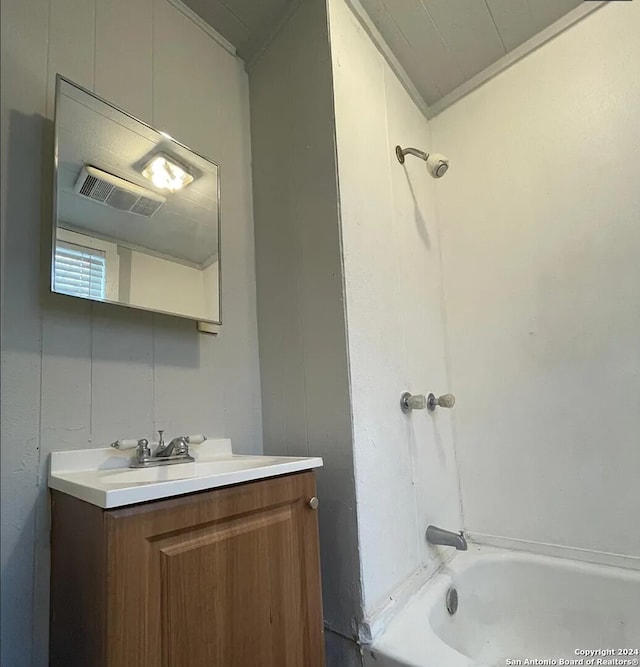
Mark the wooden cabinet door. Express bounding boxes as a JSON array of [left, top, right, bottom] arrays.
[[105, 472, 324, 667]]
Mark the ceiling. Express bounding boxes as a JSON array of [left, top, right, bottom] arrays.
[[182, 0, 600, 113], [57, 80, 219, 267], [355, 0, 587, 109], [181, 0, 300, 64]]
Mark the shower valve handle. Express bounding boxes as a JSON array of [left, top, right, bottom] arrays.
[[400, 392, 427, 413], [427, 393, 456, 411]]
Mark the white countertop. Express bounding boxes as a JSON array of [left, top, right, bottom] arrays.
[[49, 439, 323, 508]]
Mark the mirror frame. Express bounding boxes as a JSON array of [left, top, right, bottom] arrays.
[[51, 74, 223, 326]]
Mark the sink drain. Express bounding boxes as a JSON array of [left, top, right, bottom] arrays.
[[446, 587, 458, 615]]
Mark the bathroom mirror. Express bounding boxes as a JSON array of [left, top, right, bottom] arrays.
[[51, 76, 221, 324]]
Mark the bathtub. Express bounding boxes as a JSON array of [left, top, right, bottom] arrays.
[[363, 545, 640, 667]]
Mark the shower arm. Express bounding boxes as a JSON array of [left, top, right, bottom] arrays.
[[396, 146, 429, 164]]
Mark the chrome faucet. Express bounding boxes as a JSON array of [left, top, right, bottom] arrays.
[[111, 432, 207, 468], [426, 525, 468, 551], [132, 433, 195, 467], [111, 430, 197, 468], [154, 430, 189, 458]]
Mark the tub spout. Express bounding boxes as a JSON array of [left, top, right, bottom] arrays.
[[426, 525, 468, 551]]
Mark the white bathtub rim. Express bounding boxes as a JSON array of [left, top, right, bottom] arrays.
[[468, 531, 640, 572], [439, 544, 640, 584]]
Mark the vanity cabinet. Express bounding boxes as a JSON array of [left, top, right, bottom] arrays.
[[50, 471, 325, 667]]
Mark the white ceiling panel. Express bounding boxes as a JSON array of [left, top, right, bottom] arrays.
[[486, 0, 582, 52], [421, 0, 506, 78], [183, 0, 250, 48], [220, 0, 291, 31], [484, 0, 536, 52], [355, 0, 439, 104], [179, 0, 601, 112], [529, 0, 587, 32], [371, 0, 468, 101], [357, 0, 597, 112], [182, 0, 300, 63]]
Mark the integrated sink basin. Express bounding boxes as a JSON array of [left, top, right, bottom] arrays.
[[49, 439, 323, 508], [103, 456, 288, 484]]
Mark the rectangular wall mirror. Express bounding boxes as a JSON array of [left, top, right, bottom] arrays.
[[52, 76, 221, 325]]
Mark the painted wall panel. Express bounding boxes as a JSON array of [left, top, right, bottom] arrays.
[[90, 308, 155, 445], [32, 3, 99, 660], [210, 63, 262, 456], [382, 64, 461, 550], [250, 28, 308, 459], [0, 1, 49, 665], [46, 0, 96, 115], [153, 0, 224, 148], [432, 1, 640, 558], [330, 0, 420, 613], [328, 0, 462, 626], [0, 2, 262, 665], [250, 0, 363, 645], [95, 0, 154, 121]]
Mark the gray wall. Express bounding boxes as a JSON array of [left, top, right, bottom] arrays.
[[249, 0, 364, 661], [0, 1, 262, 665]]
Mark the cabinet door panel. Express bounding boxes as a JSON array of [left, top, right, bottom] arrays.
[[160, 504, 303, 666], [106, 472, 324, 667]]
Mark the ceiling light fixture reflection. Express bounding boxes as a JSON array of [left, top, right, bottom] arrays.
[[141, 154, 194, 192]]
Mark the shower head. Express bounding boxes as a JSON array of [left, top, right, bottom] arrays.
[[395, 145, 450, 178], [426, 153, 449, 178]]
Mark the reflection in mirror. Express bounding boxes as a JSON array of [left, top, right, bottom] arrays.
[[52, 76, 221, 324]]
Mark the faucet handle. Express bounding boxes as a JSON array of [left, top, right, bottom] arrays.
[[186, 434, 207, 445], [111, 439, 141, 450], [135, 438, 151, 462], [427, 393, 456, 411]]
